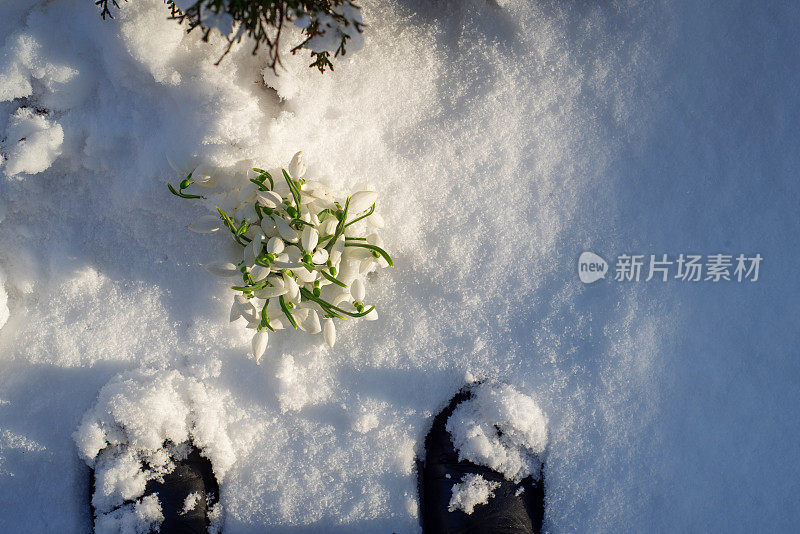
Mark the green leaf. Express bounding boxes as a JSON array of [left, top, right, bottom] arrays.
[[252, 168, 274, 189], [344, 242, 394, 267], [167, 182, 205, 199]]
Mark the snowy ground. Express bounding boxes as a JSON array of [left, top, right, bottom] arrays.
[[1, 0, 799, 531]]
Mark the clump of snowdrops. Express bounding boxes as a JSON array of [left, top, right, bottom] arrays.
[[168, 152, 392, 361]]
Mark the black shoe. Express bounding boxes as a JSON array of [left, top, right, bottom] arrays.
[[91, 445, 219, 534], [418, 388, 545, 534]]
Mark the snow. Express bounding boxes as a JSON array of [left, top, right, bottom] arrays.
[[181, 492, 202, 515], [94, 493, 164, 534], [0, 0, 799, 532], [447, 473, 501, 515], [2, 107, 64, 176], [446, 382, 547, 482]]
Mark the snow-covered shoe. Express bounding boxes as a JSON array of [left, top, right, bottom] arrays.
[[418, 385, 546, 534], [90, 444, 219, 533]]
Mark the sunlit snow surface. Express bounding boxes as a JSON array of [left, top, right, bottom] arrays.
[[1, 0, 799, 531]]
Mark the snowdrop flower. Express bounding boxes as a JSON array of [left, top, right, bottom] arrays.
[[301, 226, 319, 252], [292, 266, 318, 284], [230, 294, 257, 322], [330, 237, 345, 265], [261, 218, 277, 237], [243, 231, 262, 266], [368, 212, 385, 228], [312, 248, 329, 265], [267, 236, 284, 254], [204, 261, 240, 277], [273, 215, 298, 242], [349, 190, 378, 214], [323, 318, 336, 347], [288, 151, 306, 178], [295, 308, 321, 334], [252, 330, 269, 362], [254, 277, 288, 299], [351, 277, 365, 302], [188, 215, 221, 233], [249, 265, 270, 282], [256, 190, 283, 208], [283, 272, 300, 302]]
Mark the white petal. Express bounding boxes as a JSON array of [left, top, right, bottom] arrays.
[[330, 237, 345, 264], [345, 246, 372, 261], [247, 234, 263, 261], [349, 191, 378, 214], [273, 216, 298, 242], [323, 319, 336, 348], [321, 218, 338, 236], [338, 260, 359, 285], [367, 212, 385, 228], [363, 308, 378, 321], [242, 242, 257, 268], [239, 203, 258, 222], [292, 266, 318, 284], [312, 248, 329, 264], [351, 278, 366, 302], [286, 246, 302, 263], [267, 236, 285, 254], [203, 261, 240, 277], [256, 190, 283, 208], [250, 265, 270, 281], [252, 330, 269, 362], [301, 226, 319, 252], [284, 273, 300, 301], [230, 299, 242, 322], [187, 215, 221, 233], [366, 233, 383, 247], [298, 308, 321, 334], [334, 291, 350, 306], [288, 151, 306, 178], [261, 218, 277, 237], [360, 258, 378, 275], [236, 296, 258, 321], [255, 284, 289, 299]]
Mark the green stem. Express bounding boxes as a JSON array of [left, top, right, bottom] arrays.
[[345, 203, 375, 227], [325, 197, 350, 252], [299, 287, 375, 318], [282, 169, 302, 210], [279, 295, 298, 329], [319, 269, 347, 288]]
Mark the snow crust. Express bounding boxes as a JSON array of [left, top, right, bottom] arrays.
[[447, 473, 500, 515], [446, 382, 547, 482], [0, 0, 798, 533]]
